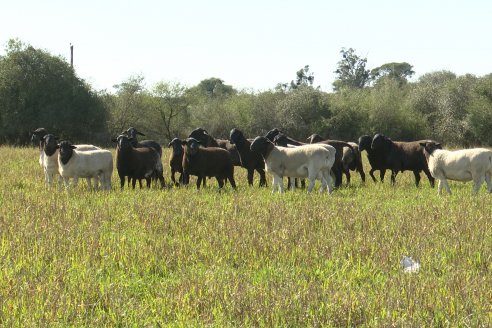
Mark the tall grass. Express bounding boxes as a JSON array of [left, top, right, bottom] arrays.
[[0, 146, 491, 326]]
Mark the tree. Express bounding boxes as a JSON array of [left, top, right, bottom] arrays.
[[333, 48, 370, 91], [370, 62, 415, 86], [150, 82, 189, 141], [276, 65, 315, 92], [0, 39, 108, 144]]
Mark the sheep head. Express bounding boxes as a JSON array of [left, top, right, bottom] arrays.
[[306, 134, 324, 144], [273, 133, 289, 147], [57, 140, 77, 165], [229, 128, 245, 147], [126, 127, 145, 138], [419, 141, 442, 160], [113, 134, 134, 151], [43, 134, 59, 156], [168, 138, 183, 155], [188, 128, 210, 146], [182, 138, 202, 156], [357, 135, 372, 152], [371, 134, 391, 151], [31, 128, 49, 148], [250, 136, 274, 159], [264, 128, 281, 142]]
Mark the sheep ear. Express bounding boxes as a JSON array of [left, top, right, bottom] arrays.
[[181, 140, 187, 145], [137, 131, 145, 136], [71, 145, 77, 149], [203, 129, 209, 135], [167, 142, 172, 147], [435, 143, 442, 148], [419, 142, 426, 147], [55, 144, 60, 149]]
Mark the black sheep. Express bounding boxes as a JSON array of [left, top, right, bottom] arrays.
[[112, 134, 165, 190], [229, 128, 267, 187], [370, 133, 438, 187], [182, 138, 236, 190], [188, 127, 241, 166]]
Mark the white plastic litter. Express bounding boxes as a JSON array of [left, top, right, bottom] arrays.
[[401, 256, 420, 273]]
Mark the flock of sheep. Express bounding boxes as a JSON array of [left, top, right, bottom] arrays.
[[30, 126, 492, 195]]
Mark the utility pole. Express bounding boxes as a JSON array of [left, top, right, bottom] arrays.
[[70, 43, 74, 68]]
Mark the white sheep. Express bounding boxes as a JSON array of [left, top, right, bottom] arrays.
[[39, 134, 102, 188], [250, 136, 336, 193], [420, 141, 492, 195], [57, 141, 113, 190]]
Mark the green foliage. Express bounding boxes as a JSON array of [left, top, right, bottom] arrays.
[[1, 146, 491, 326], [333, 48, 370, 91], [370, 62, 415, 86], [0, 39, 108, 144]]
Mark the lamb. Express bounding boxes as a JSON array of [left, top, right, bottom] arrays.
[[181, 137, 237, 190], [167, 137, 185, 186], [188, 128, 241, 166], [371, 134, 437, 187], [306, 134, 366, 184], [358, 135, 388, 183], [112, 134, 165, 190], [250, 136, 336, 193], [420, 141, 492, 195], [229, 128, 267, 187], [57, 141, 113, 190]]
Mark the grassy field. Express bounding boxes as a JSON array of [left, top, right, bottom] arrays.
[[0, 146, 491, 326]]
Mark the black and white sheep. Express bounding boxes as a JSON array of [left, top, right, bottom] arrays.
[[420, 141, 492, 195], [167, 137, 185, 186], [306, 134, 366, 184], [229, 128, 267, 187], [57, 141, 113, 190], [370, 134, 437, 187], [188, 127, 241, 166], [181, 137, 237, 190], [250, 136, 336, 193], [112, 134, 165, 190]]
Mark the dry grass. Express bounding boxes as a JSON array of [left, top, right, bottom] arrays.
[[0, 146, 491, 326]]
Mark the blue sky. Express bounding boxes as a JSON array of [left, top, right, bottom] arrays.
[[2, 0, 491, 92]]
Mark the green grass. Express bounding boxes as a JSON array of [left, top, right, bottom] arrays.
[[0, 146, 491, 326]]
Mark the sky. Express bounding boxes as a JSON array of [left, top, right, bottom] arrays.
[[2, 0, 491, 93]]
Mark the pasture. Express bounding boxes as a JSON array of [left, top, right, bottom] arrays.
[[0, 146, 491, 326]]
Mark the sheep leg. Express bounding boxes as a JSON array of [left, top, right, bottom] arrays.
[[344, 169, 351, 186], [369, 169, 377, 182], [247, 169, 254, 186], [423, 167, 435, 188], [485, 172, 492, 192], [307, 173, 316, 192], [413, 171, 421, 187], [217, 178, 225, 189], [146, 178, 152, 188], [301, 179, 306, 189], [228, 175, 237, 189], [380, 170, 386, 183], [472, 175, 485, 194], [272, 174, 283, 193], [86, 178, 93, 191], [357, 162, 366, 183], [119, 176, 125, 190], [257, 169, 267, 187], [131, 178, 137, 189], [290, 178, 296, 191], [438, 178, 451, 195], [72, 177, 79, 188], [170, 170, 177, 185], [390, 170, 398, 185], [196, 176, 203, 189], [322, 169, 333, 194]]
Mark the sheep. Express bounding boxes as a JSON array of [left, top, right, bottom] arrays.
[[57, 141, 113, 190], [188, 128, 242, 166], [125, 127, 163, 157], [112, 134, 165, 190], [250, 136, 336, 193], [269, 132, 353, 188], [371, 133, 437, 187], [358, 135, 388, 183], [181, 137, 236, 190], [167, 137, 185, 186], [420, 141, 492, 195], [306, 134, 366, 184], [229, 128, 267, 187]]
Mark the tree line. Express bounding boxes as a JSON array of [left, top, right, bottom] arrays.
[[1, 39, 491, 147]]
